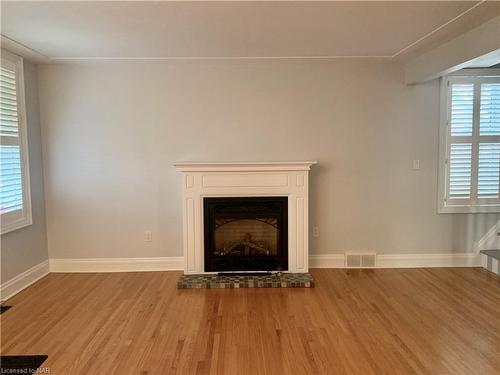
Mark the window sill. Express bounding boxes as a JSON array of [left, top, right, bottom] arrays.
[[1, 216, 33, 235], [438, 205, 500, 214]]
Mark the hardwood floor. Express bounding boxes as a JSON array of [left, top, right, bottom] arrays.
[[1, 268, 499, 374]]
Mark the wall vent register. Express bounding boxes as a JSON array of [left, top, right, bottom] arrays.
[[345, 253, 377, 268]]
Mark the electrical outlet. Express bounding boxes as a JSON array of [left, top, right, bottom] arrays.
[[412, 159, 420, 170], [312, 226, 320, 238], [144, 231, 152, 242]]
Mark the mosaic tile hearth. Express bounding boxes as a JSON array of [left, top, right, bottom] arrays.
[[177, 273, 314, 289]]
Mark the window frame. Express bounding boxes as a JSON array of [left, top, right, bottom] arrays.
[[438, 70, 500, 214], [1, 50, 32, 234]]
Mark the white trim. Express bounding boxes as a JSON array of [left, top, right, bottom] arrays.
[[0, 35, 50, 64], [438, 204, 500, 214], [51, 56, 391, 63], [0, 260, 49, 302], [391, 1, 485, 58], [437, 77, 449, 213], [1, 49, 33, 234], [376, 253, 479, 268], [49, 257, 184, 273], [449, 69, 500, 77], [309, 254, 345, 268], [309, 253, 480, 269], [173, 161, 317, 172]]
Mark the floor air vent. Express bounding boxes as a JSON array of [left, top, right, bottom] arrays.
[[345, 253, 376, 268]]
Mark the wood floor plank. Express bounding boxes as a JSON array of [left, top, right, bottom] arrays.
[[1, 268, 498, 374]]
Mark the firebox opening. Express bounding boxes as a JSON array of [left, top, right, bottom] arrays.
[[204, 197, 288, 272]]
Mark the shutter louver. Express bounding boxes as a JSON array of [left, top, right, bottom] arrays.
[[478, 143, 500, 198], [480, 83, 500, 136], [449, 143, 472, 198], [0, 67, 19, 138], [0, 65, 23, 214], [450, 84, 474, 137]]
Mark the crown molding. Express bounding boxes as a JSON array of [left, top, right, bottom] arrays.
[[391, 1, 485, 59], [1, 34, 50, 64]]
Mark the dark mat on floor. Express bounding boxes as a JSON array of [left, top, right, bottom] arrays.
[[0, 305, 11, 314], [178, 272, 314, 288], [0, 355, 48, 371]]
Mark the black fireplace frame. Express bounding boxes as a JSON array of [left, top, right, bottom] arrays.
[[203, 197, 288, 272]]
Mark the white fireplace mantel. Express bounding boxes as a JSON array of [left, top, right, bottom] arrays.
[[174, 161, 317, 274]]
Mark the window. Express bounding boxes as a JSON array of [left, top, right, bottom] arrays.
[[0, 51, 31, 233], [439, 73, 500, 213]]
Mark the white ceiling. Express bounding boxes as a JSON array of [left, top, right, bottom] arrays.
[[1, 1, 499, 61]]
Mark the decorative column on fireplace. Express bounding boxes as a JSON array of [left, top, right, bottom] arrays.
[[174, 161, 316, 274]]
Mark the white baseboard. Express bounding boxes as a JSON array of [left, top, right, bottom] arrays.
[[310, 252, 480, 269], [48, 253, 479, 273], [309, 254, 345, 268], [0, 260, 50, 302], [49, 257, 184, 273], [376, 253, 479, 268]]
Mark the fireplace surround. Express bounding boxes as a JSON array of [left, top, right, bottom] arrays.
[[174, 161, 316, 274]]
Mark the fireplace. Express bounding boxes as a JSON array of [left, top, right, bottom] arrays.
[[174, 161, 315, 274], [204, 197, 288, 272]]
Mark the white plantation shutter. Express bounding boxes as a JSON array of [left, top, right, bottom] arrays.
[[441, 75, 500, 213], [479, 83, 500, 136], [1, 66, 23, 213], [450, 84, 473, 136], [0, 51, 31, 233], [478, 83, 500, 198], [477, 143, 500, 198], [448, 143, 472, 198]]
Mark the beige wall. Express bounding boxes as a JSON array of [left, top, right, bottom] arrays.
[[37, 60, 499, 259], [1, 60, 48, 283]]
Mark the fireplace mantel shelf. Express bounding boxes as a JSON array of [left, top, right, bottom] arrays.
[[174, 161, 317, 172]]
